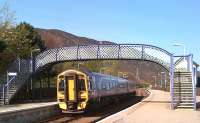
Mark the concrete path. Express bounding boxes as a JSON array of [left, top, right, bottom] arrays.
[[98, 90, 200, 123]]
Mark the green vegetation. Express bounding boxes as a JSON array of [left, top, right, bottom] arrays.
[[0, 2, 45, 73], [14, 22, 45, 58], [136, 82, 150, 88]]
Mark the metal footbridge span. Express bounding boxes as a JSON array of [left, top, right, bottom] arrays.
[[35, 44, 171, 70]]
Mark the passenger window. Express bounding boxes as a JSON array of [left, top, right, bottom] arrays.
[[91, 76, 96, 90], [89, 81, 92, 90], [119, 84, 124, 88], [114, 81, 116, 86], [106, 81, 110, 90], [102, 82, 106, 89]]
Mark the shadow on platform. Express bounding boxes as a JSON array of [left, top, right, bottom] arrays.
[[142, 100, 171, 103]]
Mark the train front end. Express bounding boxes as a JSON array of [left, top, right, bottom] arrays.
[[57, 70, 89, 113]]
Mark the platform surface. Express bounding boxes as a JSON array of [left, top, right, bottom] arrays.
[[0, 102, 58, 114], [98, 90, 200, 123]]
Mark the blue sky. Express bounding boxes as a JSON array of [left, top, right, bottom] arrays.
[[1, 0, 200, 64]]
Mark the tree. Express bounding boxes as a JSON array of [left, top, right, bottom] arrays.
[[0, 37, 15, 73], [13, 22, 46, 58], [0, 1, 16, 54], [0, 1, 46, 74], [0, 40, 7, 53], [0, 1, 16, 73], [0, 1, 16, 28], [0, 1, 45, 59]]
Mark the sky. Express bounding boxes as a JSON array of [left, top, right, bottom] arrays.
[[1, 0, 200, 64]]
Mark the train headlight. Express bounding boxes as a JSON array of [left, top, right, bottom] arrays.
[[78, 102, 86, 109], [81, 102, 86, 108], [80, 92, 87, 98]]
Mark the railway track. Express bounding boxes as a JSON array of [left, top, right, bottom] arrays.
[[40, 94, 146, 123]]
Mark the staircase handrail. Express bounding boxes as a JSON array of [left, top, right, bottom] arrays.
[[5, 75, 17, 87]]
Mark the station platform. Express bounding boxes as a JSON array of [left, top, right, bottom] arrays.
[[0, 102, 58, 114], [0, 101, 61, 123], [98, 90, 200, 123]]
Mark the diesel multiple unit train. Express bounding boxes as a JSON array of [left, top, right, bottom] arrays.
[[57, 69, 136, 113]]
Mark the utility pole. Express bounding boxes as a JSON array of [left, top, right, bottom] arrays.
[[136, 61, 140, 81], [77, 62, 83, 69], [31, 49, 40, 91], [161, 72, 166, 89], [136, 67, 139, 80], [158, 73, 161, 88]]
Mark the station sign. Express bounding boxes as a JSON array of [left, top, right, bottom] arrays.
[[8, 72, 17, 76]]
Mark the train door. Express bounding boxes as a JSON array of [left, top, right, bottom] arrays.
[[68, 79, 75, 101], [66, 76, 77, 102]]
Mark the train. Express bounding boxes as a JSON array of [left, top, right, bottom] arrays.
[[57, 69, 136, 113]]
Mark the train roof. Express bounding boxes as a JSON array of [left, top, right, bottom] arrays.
[[91, 72, 128, 81], [58, 69, 130, 82]]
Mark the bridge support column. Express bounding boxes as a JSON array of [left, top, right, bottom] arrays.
[[189, 55, 196, 110], [170, 55, 175, 110]]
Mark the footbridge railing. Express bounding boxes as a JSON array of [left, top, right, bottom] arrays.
[[35, 44, 173, 71]]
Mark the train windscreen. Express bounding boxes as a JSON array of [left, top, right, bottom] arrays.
[[59, 79, 65, 91]]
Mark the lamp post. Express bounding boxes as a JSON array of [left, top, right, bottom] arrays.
[[30, 49, 40, 90], [77, 62, 83, 69], [158, 73, 161, 88], [152, 76, 157, 88], [161, 72, 166, 89], [31, 49, 40, 72]]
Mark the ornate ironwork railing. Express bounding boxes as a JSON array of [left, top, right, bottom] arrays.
[[35, 44, 173, 71]]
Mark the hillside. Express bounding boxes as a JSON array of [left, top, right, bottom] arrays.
[[36, 29, 114, 48]]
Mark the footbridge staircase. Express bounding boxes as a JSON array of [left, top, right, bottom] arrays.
[[0, 58, 31, 104], [172, 56, 197, 109]]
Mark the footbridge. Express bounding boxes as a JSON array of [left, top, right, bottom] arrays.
[[0, 44, 197, 110], [35, 44, 171, 71]]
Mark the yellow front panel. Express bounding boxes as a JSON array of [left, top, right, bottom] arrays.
[[68, 79, 75, 101], [59, 102, 67, 110]]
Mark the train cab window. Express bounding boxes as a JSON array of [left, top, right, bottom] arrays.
[[59, 79, 65, 91], [77, 76, 86, 91]]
